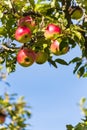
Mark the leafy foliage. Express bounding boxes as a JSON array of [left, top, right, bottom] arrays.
[[0, 0, 87, 78], [0, 1, 87, 129], [0, 93, 31, 130], [66, 97, 87, 130]]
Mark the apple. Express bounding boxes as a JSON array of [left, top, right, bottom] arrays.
[[0, 113, 6, 124], [18, 16, 35, 30], [35, 51, 48, 64], [15, 26, 31, 43], [17, 48, 36, 67], [44, 23, 61, 39], [50, 40, 69, 55], [71, 7, 83, 20]]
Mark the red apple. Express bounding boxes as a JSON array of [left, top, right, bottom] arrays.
[[44, 23, 61, 39], [35, 51, 48, 64], [15, 26, 31, 43], [50, 40, 69, 55], [18, 16, 35, 30], [0, 113, 6, 124], [17, 48, 36, 67]]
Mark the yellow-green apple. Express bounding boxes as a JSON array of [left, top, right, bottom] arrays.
[[35, 51, 48, 64], [50, 40, 69, 55], [17, 48, 36, 67], [71, 7, 83, 20], [18, 16, 35, 30], [0, 113, 6, 124], [44, 23, 61, 39], [15, 26, 31, 43]]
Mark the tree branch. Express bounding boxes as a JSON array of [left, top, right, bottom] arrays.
[[1, 45, 20, 52], [62, 0, 72, 27]]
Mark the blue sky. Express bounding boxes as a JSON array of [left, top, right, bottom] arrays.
[[0, 45, 87, 130]]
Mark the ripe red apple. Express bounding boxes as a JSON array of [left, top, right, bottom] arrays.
[[15, 26, 31, 43], [18, 16, 35, 30], [0, 113, 6, 124], [17, 48, 36, 67], [50, 40, 69, 55], [44, 23, 61, 39], [35, 51, 48, 64]]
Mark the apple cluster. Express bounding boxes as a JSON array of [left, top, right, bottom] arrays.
[[44, 23, 69, 55], [15, 16, 69, 67], [15, 16, 48, 67]]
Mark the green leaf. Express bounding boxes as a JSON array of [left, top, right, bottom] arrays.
[[80, 97, 86, 106], [55, 58, 68, 65], [73, 62, 82, 74], [25, 110, 31, 118], [83, 73, 87, 77], [0, 27, 6, 36], [0, 10, 3, 18], [74, 123, 84, 130], [35, 3, 51, 14], [77, 66, 85, 78], [73, 31, 82, 40], [29, 0, 35, 8], [69, 57, 82, 64], [37, 0, 47, 4], [48, 59, 57, 68], [66, 124, 74, 130]]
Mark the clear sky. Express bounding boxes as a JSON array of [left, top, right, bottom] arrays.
[[0, 45, 87, 130]]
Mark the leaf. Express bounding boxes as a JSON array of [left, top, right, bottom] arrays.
[[55, 58, 68, 65], [0, 27, 6, 36], [75, 123, 83, 130], [83, 73, 87, 77], [80, 97, 86, 106], [29, 0, 35, 8], [35, 3, 51, 14], [37, 0, 47, 4], [25, 110, 31, 118], [17, 96, 25, 103], [77, 66, 85, 78], [69, 57, 82, 64], [48, 59, 58, 68], [66, 124, 74, 130], [73, 62, 82, 74], [73, 31, 82, 40]]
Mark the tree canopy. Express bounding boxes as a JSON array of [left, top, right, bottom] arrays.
[[0, 93, 31, 129], [0, 0, 87, 129], [0, 0, 87, 78]]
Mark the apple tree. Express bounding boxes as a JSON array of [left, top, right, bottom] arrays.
[[0, 0, 87, 129], [0, 0, 87, 77]]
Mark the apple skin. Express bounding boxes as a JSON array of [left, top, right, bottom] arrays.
[[17, 48, 36, 67], [18, 16, 35, 30], [71, 7, 83, 20], [35, 51, 48, 64], [15, 26, 31, 43], [44, 24, 61, 39], [50, 40, 69, 55]]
